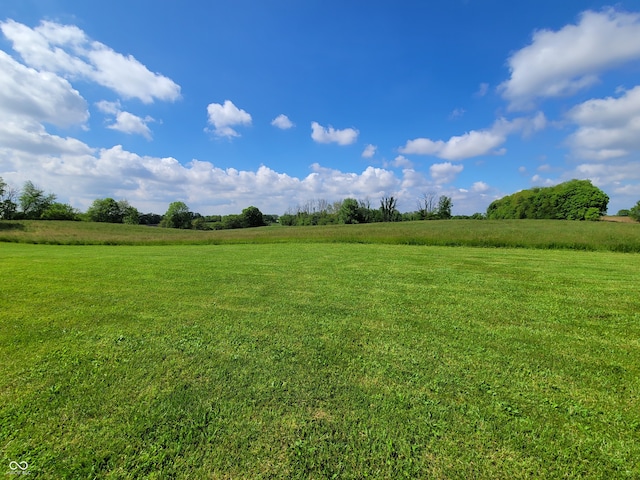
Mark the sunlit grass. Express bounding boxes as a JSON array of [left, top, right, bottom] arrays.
[[1, 243, 639, 478], [0, 219, 639, 251]]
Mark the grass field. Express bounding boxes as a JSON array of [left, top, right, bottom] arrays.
[[1, 218, 639, 251], [1, 227, 639, 478]]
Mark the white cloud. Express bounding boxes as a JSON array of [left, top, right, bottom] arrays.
[[429, 162, 464, 184], [391, 155, 413, 168], [471, 181, 489, 193], [362, 144, 377, 158], [271, 114, 294, 129], [206, 100, 252, 138], [0, 19, 181, 104], [96, 100, 154, 139], [311, 121, 359, 145], [566, 85, 640, 160], [499, 9, 640, 110], [399, 114, 546, 160], [0, 50, 88, 128]]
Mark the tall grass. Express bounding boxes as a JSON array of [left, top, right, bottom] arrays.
[[1, 219, 639, 251], [1, 243, 639, 478]]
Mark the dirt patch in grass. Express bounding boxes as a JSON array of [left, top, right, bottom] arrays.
[[601, 216, 638, 223]]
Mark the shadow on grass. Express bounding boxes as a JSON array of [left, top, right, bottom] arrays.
[[0, 222, 25, 231]]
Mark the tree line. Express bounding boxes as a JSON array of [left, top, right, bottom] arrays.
[[2, 176, 638, 228], [278, 194, 455, 226]]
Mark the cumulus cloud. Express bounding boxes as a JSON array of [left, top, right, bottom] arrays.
[[499, 9, 640, 110], [96, 100, 154, 139], [271, 114, 294, 129], [206, 100, 252, 138], [391, 155, 413, 168], [361, 144, 377, 158], [429, 162, 464, 184], [311, 121, 359, 145], [566, 85, 640, 160], [399, 113, 546, 160], [471, 181, 489, 193], [0, 50, 92, 156], [1, 20, 181, 104], [0, 50, 88, 127]]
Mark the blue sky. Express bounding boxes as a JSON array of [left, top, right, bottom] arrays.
[[1, 0, 640, 215]]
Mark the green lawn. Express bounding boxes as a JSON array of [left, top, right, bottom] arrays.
[[1, 242, 639, 478]]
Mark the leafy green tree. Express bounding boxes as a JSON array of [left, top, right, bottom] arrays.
[[339, 198, 362, 224], [617, 209, 630, 217], [41, 203, 78, 220], [241, 206, 266, 228], [487, 180, 608, 220], [160, 201, 193, 229], [221, 214, 244, 229], [437, 195, 453, 219], [86, 198, 139, 224], [87, 198, 121, 222], [19, 181, 56, 219], [0, 177, 17, 220], [629, 201, 640, 222]]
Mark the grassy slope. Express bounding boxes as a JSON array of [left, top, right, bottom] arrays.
[[0, 219, 639, 251], [1, 243, 639, 478]]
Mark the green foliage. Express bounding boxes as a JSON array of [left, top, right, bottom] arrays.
[[221, 214, 244, 229], [617, 209, 630, 217], [87, 198, 139, 224], [160, 201, 193, 229], [241, 206, 266, 228], [139, 213, 163, 225], [339, 198, 367, 224], [487, 179, 609, 220], [191, 217, 209, 230], [0, 176, 17, 220], [628, 201, 640, 221], [18, 181, 56, 219], [41, 202, 78, 220], [437, 195, 453, 219]]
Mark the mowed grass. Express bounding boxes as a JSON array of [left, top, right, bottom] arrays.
[[0, 218, 639, 251], [1, 242, 639, 478]]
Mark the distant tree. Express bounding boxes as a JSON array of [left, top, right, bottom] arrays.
[[87, 198, 122, 223], [417, 192, 438, 220], [263, 214, 279, 225], [241, 206, 266, 228], [279, 214, 296, 226], [19, 181, 56, 219], [160, 201, 193, 229], [437, 195, 453, 219], [221, 214, 244, 229], [380, 196, 400, 222], [0, 177, 17, 220], [139, 213, 163, 225], [487, 180, 608, 220], [86, 198, 139, 224], [629, 201, 640, 222], [338, 198, 362, 224], [41, 203, 78, 220], [617, 209, 630, 217], [191, 217, 209, 230]]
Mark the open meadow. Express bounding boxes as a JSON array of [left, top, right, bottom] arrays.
[[1, 221, 639, 478]]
